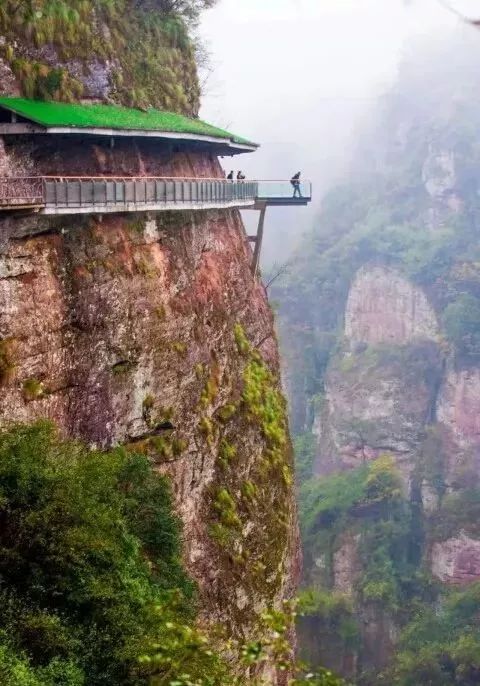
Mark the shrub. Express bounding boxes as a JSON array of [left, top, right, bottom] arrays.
[[443, 293, 480, 361], [0, 421, 235, 685]]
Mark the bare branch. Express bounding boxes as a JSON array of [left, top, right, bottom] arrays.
[[265, 261, 292, 290], [436, 0, 480, 27]]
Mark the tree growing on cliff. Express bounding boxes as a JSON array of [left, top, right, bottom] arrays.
[[134, 0, 218, 22]]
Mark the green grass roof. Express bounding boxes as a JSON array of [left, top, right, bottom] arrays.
[[0, 97, 257, 148]]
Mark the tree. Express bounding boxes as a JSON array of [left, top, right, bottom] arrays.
[[134, 0, 218, 22]]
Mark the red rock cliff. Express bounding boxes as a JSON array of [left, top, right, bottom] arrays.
[[0, 136, 300, 680]]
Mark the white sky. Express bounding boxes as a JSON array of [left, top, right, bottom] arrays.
[[198, 0, 476, 264]]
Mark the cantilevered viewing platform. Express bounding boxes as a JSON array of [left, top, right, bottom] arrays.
[[0, 177, 312, 215], [0, 98, 312, 273]]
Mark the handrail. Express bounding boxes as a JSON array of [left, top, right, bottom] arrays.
[[0, 175, 312, 182], [0, 176, 312, 212]]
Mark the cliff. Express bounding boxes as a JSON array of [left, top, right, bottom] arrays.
[[0, 196, 298, 654], [0, 0, 200, 112], [0, 2, 299, 683], [276, 34, 480, 685]]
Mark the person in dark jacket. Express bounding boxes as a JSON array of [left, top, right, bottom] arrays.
[[227, 170, 234, 181], [291, 171, 302, 198]]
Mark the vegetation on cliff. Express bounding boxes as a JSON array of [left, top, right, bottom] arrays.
[[0, 0, 216, 112], [207, 324, 295, 616], [0, 421, 345, 686], [0, 421, 208, 685]]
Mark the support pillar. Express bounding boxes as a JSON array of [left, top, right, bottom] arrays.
[[251, 205, 267, 278]]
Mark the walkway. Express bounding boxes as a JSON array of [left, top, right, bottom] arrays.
[[0, 177, 312, 215]]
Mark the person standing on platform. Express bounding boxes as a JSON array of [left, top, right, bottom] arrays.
[[291, 171, 302, 198]]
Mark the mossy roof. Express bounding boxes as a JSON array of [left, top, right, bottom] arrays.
[[0, 97, 258, 149]]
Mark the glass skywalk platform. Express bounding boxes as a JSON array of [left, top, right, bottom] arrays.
[[0, 177, 312, 215]]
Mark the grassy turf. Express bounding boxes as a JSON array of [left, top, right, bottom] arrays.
[[0, 97, 257, 147]]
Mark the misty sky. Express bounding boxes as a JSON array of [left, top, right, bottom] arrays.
[[198, 0, 477, 265]]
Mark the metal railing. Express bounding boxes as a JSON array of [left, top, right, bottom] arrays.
[[256, 180, 312, 200], [42, 176, 258, 210], [0, 177, 312, 212]]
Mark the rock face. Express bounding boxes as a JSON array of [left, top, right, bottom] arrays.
[[431, 534, 480, 584], [316, 264, 480, 499], [332, 533, 360, 596], [319, 340, 442, 477], [306, 264, 480, 676], [437, 368, 480, 451], [0, 143, 299, 683], [344, 266, 439, 346], [315, 266, 443, 478]]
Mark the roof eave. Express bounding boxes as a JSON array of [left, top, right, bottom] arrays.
[[45, 126, 258, 152]]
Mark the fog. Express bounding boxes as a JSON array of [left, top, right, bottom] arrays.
[[199, 0, 473, 266]]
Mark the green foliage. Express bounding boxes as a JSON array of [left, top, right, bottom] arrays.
[[298, 589, 353, 618], [0, 338, 15, 384], [364, 455, 403, 505], [0, 633, 83, 685], [199, 365, 219, 409], [206, 325, 294, 606], [198, 415, 214, 443], [9, 60, 83, 101], [144, 1, 218, 23], [241, 479, 258, 503], [142, 394, 156, 426], [301, 457, 414, 610], [429, 489, 480, 541], [298, 589, 360, 653], [0, 421, 240, 685], [390, 583, 480, 685], [216, 403, 237, 423], [0, 0, 205, 113], [22, 379, 45, 401], [171, 341, 187, 355], [212, 487, 241, 529], [0, 414, 334, 683], [300, 464, 369, 544], [242, 357, 287, 452], [234, 323, 251, 356], [218, 439, 237, 469], [443, 293, 480, 362], [294, 431, 317, 484]]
